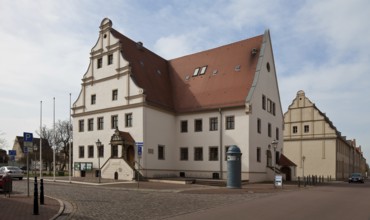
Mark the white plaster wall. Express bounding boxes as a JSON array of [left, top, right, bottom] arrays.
[[247, 31, 284, 182], [73, 106, 144, 169], [142, 107, 176, 171]]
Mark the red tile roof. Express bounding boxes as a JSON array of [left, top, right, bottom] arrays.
[[111, 28, 263, 113], [277, 154, 297, 167]]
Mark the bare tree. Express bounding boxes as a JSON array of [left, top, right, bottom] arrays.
[[0, 131, 7, 149], [54, 120, 73, 170], [36, 125, 55, 172]]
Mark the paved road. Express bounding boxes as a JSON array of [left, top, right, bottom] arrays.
[[11, 179, 370, 220], [12, 179, 275, 219], [169, 181, 370, 220]]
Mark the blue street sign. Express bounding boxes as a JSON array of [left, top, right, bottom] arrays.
[[136, 142, 143, 156], [8, 150, 16, 156], [24, 132, 33, 142]]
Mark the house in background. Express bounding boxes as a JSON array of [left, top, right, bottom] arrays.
[[72, 18, 284, 182], [283, 90, 366, 180], [12, 136, 52, 170]]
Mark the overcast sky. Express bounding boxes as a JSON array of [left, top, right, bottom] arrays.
[[0, 0, 369, 162]]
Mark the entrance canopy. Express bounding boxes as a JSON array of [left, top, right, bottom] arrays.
[[110, 128, 135, 146]]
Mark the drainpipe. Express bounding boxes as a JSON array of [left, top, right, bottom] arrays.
[[219, 108, 223, 179]]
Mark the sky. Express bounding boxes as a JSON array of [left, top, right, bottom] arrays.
[[0, 0, 369, 162]]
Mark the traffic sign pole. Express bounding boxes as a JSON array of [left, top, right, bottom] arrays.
[[24, 132, 33, 198]]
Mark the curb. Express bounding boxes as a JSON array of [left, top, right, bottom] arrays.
[[48, 195, 65, 220]]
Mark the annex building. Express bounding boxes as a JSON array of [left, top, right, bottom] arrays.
[[283, 90, 367, 180], [72, 18, 284, 182]]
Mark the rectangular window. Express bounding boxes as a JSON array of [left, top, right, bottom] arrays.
[[97, 117, 104, 130], [108, 54, 113, 65], [91, 94, 96, 105], [268, 123, 271, 137], [304, 125, 309, 133], [112, 89, 118, 101], [262, 95, 266, 110], [79, 146, 84, 158], [111, 145, 118, 158], [276, 127, 279, 140], [267, 99, 271, 113], [226, 116, 235, 130], [158, 145, 165, 160], [272, 102, 276, 116], [224, 146, 230, 161], [209, 117, 218, 131], [209, 147, 218, 161], [181, 120, 188, 133], [97, 58, 102, 68], [79, 120, 84, 132], [125, 113, 132, 127], [88, 118, 94, 131], [88, 145, 94, 158], [98, 145, 104, 158], [293, 126, 298, 134], [257, 118, 261, 134], [111, 115, 118, 129], [257, 147, 261, 162], [194, 147, 203, 161], [180, 147, 188, 161], [195, 119, 202, 132]]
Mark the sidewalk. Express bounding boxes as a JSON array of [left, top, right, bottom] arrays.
[[0, 193, 62, 220]]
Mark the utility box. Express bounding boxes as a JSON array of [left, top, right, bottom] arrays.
[[227, 145, 242, 189]]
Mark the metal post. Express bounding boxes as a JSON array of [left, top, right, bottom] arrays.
[[40, 179, 44, 205], [302, 156, 305, 179], [96, 139, 102, 184], [69, 93, 72, 184], [98, 152, 101, 184], [27, 150, 29, 197], [271, 140, 278, 187], [33, 177, 39, 215]]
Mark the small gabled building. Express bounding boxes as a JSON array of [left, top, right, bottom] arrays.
[[284, 90, 366, 180], [72, 18, 284, 182], [12, 136, 52, 168]]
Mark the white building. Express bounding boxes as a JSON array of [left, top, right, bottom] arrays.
[[284, 90, 367, 180], [72, 18, 284, 182]]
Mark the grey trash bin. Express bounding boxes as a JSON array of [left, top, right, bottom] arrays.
[[227, 145, 242, 189]]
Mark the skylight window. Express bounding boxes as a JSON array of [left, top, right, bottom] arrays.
[[193, 68, 200, 76], [235, 65, 241, 71], [200, 66, 207, 75], [193, 66, 207, 77]]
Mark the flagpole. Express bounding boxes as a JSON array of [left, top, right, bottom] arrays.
[[53, 97, 56, 181], [40, 101, 42, 179], [69, 93, 72, 183]]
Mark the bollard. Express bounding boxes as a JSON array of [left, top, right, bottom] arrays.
[[304, 176, 306, 187], [298, 177, 301, 187], [40, 179, 44, 205], [33, 177, 39, 215]]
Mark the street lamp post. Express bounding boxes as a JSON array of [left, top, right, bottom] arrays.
[[271, 140, 278, 186], [96, 139, 102, 184]]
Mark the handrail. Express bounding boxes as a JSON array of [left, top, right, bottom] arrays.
[[99, 156, 112, 170]]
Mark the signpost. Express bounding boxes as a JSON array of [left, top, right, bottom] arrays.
[[136, 142, 143, 188], [24, 132, 33, 197]]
